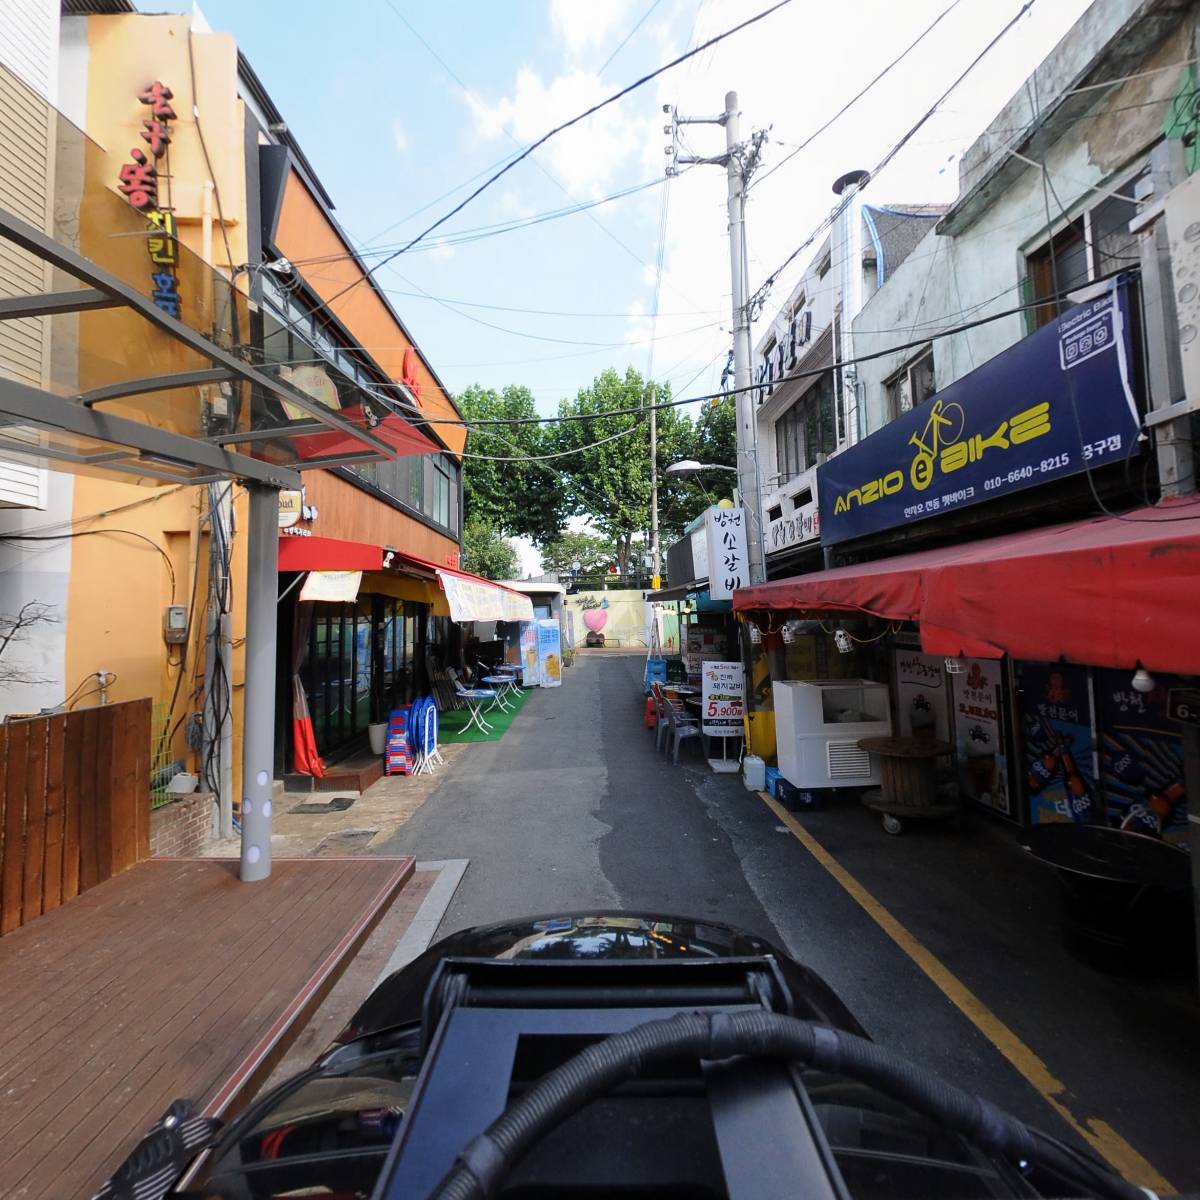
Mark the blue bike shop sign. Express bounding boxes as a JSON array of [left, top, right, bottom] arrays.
[[817, 277, 1142, 546]]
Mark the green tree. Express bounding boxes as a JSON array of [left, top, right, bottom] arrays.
[[461, 516, 518, 580], [538, 531, 616, 578], [551, 367, 662, 576], [457, 383, 562, 544], [692, 393, 736, 468], [657, 393, 738, 543]]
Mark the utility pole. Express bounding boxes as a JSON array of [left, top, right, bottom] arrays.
[[665, 92, 767, 584], [648, 379, 660, 589]]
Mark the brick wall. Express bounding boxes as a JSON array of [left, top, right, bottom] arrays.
[[150, 791, 214, 858]]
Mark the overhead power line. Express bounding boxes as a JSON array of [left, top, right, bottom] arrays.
[[402, 269, 1136, 429], [377, 0, 711, 313], [279, 173, 676, 270], [752, 0, 1037, 310], [308, 0, 795, 322], [751, 0, 966, 192]]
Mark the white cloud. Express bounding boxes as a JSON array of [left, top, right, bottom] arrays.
[[391, 119, 409, 153], [549, 0, 639, 56], [465, 65, 653, 194], [497, 188, 536, 219]]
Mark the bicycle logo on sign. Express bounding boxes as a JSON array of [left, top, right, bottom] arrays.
[[907, 399, 965, 492]]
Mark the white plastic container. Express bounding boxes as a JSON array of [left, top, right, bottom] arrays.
[[369, 723, 388, 755], [166, 771, 198, 795], [743, 754, 766, 792]]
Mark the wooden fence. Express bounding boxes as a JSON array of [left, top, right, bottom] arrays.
[[0, 698, 151, 935]]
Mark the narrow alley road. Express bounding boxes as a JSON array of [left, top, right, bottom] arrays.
[[377, 651, 1198, 1195]]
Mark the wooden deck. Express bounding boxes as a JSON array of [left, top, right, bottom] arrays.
[[0, 855, 414, 1200]]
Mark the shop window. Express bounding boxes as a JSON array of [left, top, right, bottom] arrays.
[[1090, 190, 1140, 276], [885, 346, 936, 420], [775, 373, 835, 482], [1026, 218, 1089, 330]]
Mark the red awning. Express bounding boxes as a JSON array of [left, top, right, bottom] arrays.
[[732, 502, 1200, 674], [277, 535, 383, 572]]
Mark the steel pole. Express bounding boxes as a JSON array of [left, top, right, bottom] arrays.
[[240, 482, 279, 882], [649, 381, 660, 586], [725, 90, 765, 584]]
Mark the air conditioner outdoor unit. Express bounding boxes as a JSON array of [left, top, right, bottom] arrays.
[[773, 679, 891, 789]]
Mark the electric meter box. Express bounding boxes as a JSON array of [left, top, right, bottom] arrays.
[[773, 679, 891, 789], [163, 604, 188, 645]]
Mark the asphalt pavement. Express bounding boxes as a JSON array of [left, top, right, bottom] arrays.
[[376, 650, 1199, 1195]]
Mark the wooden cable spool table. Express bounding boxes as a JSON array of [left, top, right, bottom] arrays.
[[857, 735, 957, 836]]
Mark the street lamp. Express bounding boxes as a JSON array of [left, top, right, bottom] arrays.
[[663, 459, 738, 477]]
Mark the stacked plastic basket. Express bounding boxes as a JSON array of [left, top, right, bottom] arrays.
[[384, 697, 444, 777]]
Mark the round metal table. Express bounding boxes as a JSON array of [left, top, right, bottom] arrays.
[[1023, 823, 1195, 973], [857, 735, 956, 835], [480, 676, 515, 713]]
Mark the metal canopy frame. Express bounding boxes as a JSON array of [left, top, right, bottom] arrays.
[[0, 206, 430, 488]]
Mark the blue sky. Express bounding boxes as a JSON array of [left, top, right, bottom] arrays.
[[164, 0, 1093, 429]]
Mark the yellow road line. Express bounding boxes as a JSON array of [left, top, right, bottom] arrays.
[[758, 791, 1174, 1195]]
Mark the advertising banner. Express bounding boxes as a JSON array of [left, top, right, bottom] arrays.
[[701, 661, 745, 737], [893, 649, 951, 742], [1017, 661, 1098, 826], [536, 618, 563, 688], [817, 277, 1141, 545], [704, 507, 749, 600], [299, 570, 362, 603], [1095, 668, 1187, 847], [951, 659, 1009, 816], [437, 571, 534, 623], [520, 622, 540, 687]]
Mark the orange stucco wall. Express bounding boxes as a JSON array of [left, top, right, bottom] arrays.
[[273, 169, 467, 456], [63, 14, 251, 778]]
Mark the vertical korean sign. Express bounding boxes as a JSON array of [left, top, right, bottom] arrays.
[[951, 660, 1010, 816], [704, 507, 748, 600], [117, 81, 181, 317], [701, 661, 744, 737]]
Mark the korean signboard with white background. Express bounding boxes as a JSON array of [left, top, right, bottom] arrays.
[[704, 507, 748, 600]]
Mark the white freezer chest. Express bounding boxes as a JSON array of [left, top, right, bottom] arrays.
[[773, 679, 892, 789]]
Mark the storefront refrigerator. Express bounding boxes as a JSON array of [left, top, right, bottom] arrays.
[[773, 679, 891, 789]]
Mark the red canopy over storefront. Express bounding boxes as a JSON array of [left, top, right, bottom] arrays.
[[277, 534, 383, 571], [732, 502, 1200, 674]]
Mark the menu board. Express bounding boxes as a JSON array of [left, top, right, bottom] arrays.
[[1017, 661, 1098, 826], [893, 650, 951, 742], [951, 659, 1010, 816], [1095, 668, 1187, 847], [701, 661, 745, 738], [684, 619, 723, 678]]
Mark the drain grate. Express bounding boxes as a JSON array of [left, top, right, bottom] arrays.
[[291, 795, 357, 815]]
